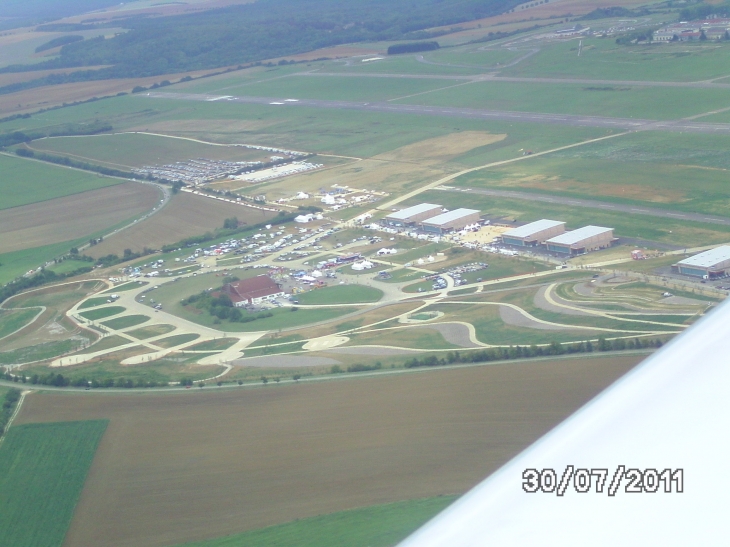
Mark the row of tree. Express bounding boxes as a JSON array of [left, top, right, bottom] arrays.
[[181, 291, 274, 324], [0, 388, 21, 436], [403, 337, 664, 369], [2, 371, 167, 389]]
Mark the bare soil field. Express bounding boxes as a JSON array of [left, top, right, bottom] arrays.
[[372, 131, 506, 166], [17, 354, 643, 547], [84, 192, 276, 257], [0, 183, 160, 254]]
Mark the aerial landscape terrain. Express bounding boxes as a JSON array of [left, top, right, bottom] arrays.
[[1, 0, 729, 545]]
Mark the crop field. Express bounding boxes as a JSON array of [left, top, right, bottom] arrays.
[[15, 354, 643, 547], [84, 192, 276, 257], [0, 154, 123, 210], [29, 132, 276, 170], [0, 420, 108, 547], [0, 182, 161, 254]]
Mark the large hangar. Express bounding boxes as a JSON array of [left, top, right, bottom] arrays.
[[421, 208, 480, 234], [546, 226, 614, 256], [501, 219, 566, 247], [674, 246, 730, 278], [384, 203, 442, 227]]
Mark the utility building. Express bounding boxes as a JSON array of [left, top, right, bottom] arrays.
[[421, 208, 480, 234], [674, 246, 730, 278], [501, 219, 566, 247], [384, 203, 442, 227], [545, 226, 614, 256]]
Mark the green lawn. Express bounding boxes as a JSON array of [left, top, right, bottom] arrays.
[[75, 335, 129, 353], [78, 306, 126, 321], [185, 337, 239, 351], [125, 324, 177, 339], [102, 281, 148, 293], [0, 307, 39, 339], [78, 297, 112, 309], [0, 154, 120, 210], [0, 420, 108, 547], [171, 496, 457, 547], [347, 327, 458, 350], [154, 333, 200, 348], [101, 314, 150, 329], [182, 306, 360, 333], [0, 239, 89, 286], [296, 285, 383, 305]]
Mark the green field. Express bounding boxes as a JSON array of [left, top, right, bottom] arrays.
[[422, 47, 528, 68], [154, 333, 200, 348], [0, 154, 120, 210], [78, 306, 126, 321], [171, 496, 456, 547], [395, 79, 730, 121], [296, 285, 383, 305], [103, 281, 147, 293], [78, 296, 112, 309], [30, 132, 271, 170], [0, 340, 81, 365], [0, 307, 39, 339], [347, 327, 458, 350], [185, 338, 239, 351], [0, 420, 108, 547], [126, 324, 177, 339], [501, 39, 730, 82]]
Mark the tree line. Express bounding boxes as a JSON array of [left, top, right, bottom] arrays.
[[181, 291, 274, 325], [403, 337, 665, 369], [0, 388, 21, 436], [387, 41, 440, 55], [2, 370, 167, 389]]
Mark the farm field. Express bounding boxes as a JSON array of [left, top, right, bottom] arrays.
[[29, 132, 276, 170], [16, 354, 643, 547], [0, 153, 122, 210], [0, 182, 161, 254], [0, 420, 108, 547], [83, 192, 276, 257]]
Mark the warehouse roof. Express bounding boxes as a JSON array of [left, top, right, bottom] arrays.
[[421, 208, 479, 226], [503, 219, 565, 239], [546, 225, 613, 246], [677, 246, 730, 268], [386, 203, 441, 220]]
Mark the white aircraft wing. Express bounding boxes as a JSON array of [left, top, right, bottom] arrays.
[[398, 298, 730, 546]]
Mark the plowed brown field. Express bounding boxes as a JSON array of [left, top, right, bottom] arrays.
[[0, 183, 160, 254], [84, 191, 275, 257], [17, 354, 643, 547]]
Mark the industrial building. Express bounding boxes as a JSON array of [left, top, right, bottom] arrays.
[[674, 246, 730, 278], [545, 226, 614, 256], [501, 219, 566, 247], [383, 203, 443, 227], [421, 208, 480, 234], [222, 275, 285, 306]]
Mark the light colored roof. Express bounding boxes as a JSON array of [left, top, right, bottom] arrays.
[[546, 225, 613, 246], [503, 219, 565, 239], [386, 203, 441, 220], [421, 208, 479, 226], [677, 246, 730, 269]]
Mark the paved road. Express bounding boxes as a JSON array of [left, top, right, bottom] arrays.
[[436, 186, 730, 227], [144, 91, 730, 135]]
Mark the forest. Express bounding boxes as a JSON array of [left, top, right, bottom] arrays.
[[1, 0, 521, 79]]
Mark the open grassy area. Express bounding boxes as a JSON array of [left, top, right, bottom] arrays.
[[200, 306, 361, 333], [0, 340, 81, 365], [154, 333, 200, 349], [0, 307, 39, 339], [0, 239, 89, 286], [75, 335, 130, 354], [0, 420, 108, 547], [101, 315, 151, 330], [78, 306, 126, 321], [296, 285, 383, 305], [126, 324, 177, 339], [346, 327, 459, 350], [185, 337, 239, 351], [78, 297, 112, 309], [502, 38, 730, 82], [103, 281, 148, 293], [0, 154, 120, 210], [171, 496, 457, 547]]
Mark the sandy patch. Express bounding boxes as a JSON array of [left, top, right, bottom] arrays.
[[373, 131, 506, 166], [302, 336, 349, 351], [232, 355, 340, 368], [426, 323, 480, 347]]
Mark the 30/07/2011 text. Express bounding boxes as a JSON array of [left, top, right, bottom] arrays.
[[522, 466, 683, 496]]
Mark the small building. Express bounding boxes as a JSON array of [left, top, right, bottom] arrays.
[[222, 275, 285, 306], [421, 208, 480, 234], [384, 203, 442, 227], [501, 219, 566, 247], [545, 226, 615, 256], [674, 246, 730, 278]]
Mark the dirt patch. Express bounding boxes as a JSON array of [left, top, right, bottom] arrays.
[[499, 305, 570, 331], [84, 192, 275, 257], [424, 323, 479, 347], [131, 119, 279, 136], [534, 286, 594, 317], [373, 131, 506, 166], [17, 354, 643, 547], [232, 355, 340, 368], [0, 183, 160, 254]]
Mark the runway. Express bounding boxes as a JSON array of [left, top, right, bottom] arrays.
[[144, 91, 730, 135]]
